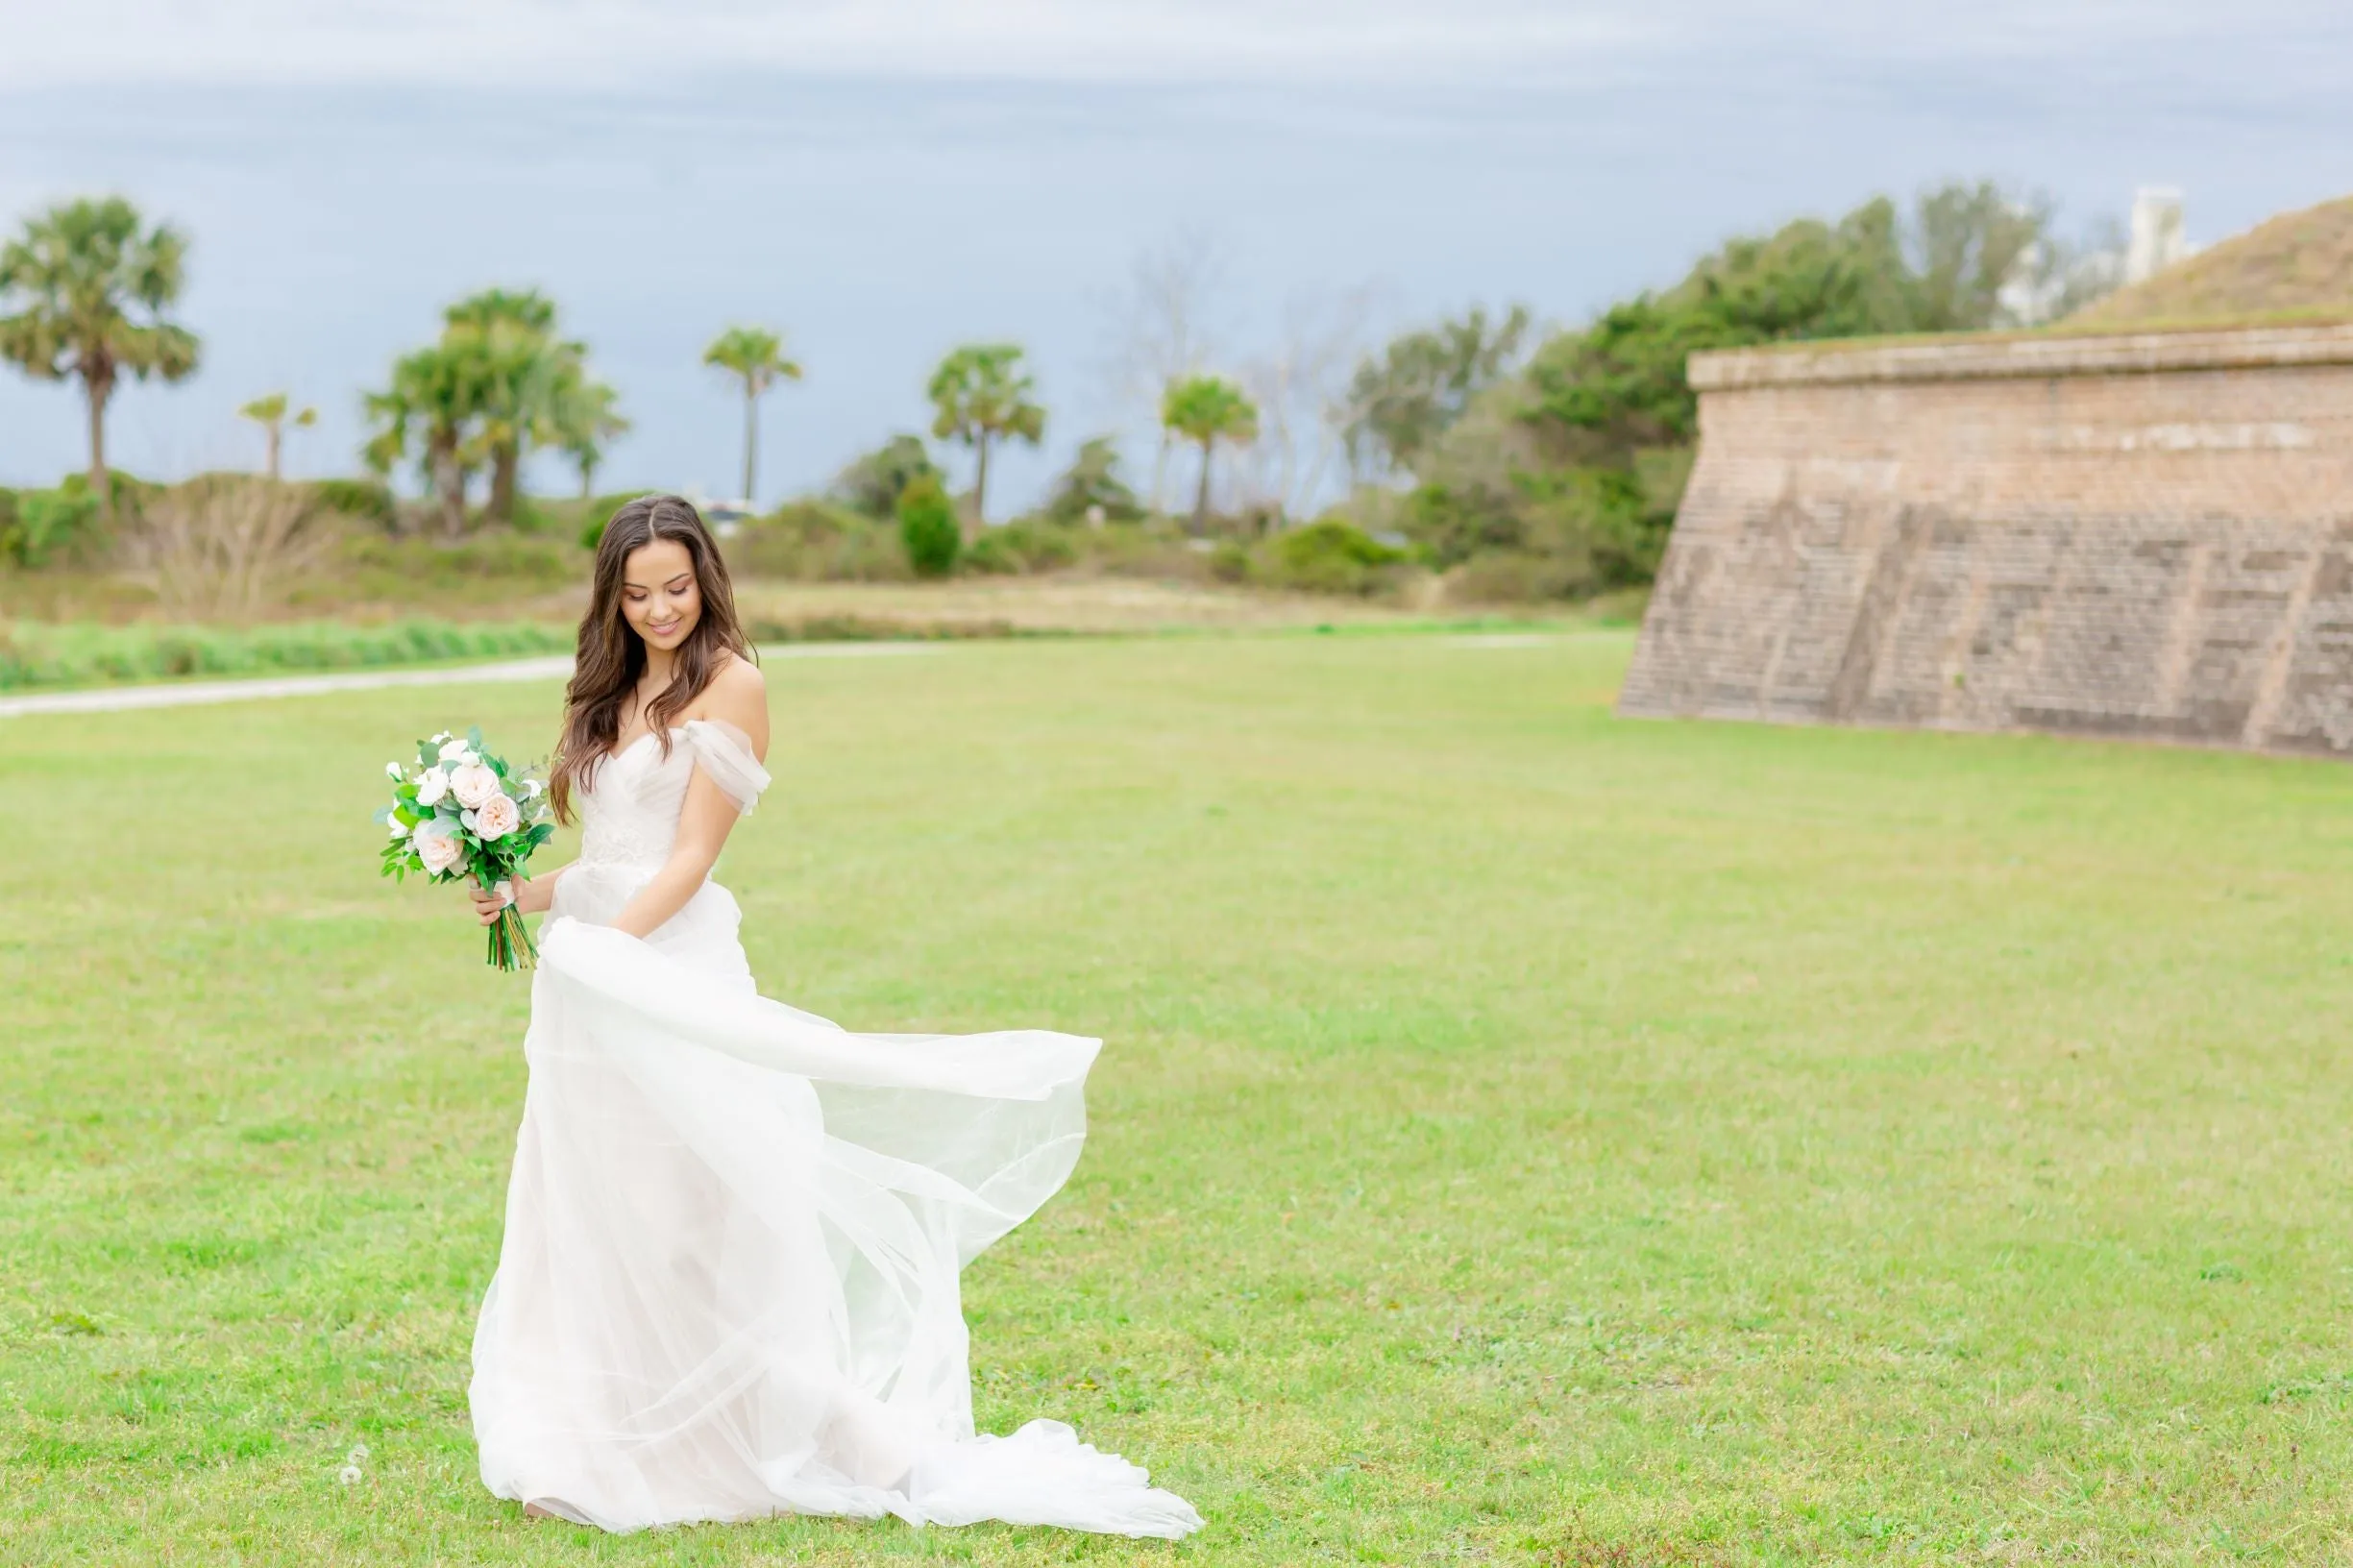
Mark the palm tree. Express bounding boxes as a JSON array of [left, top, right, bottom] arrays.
[[556, 378, 629, 500], [238, 392, 316, 481], [446, 288, 575, 524], [703, 327, 801, 503], [1161, 375, 1259, 534], [925, 344, 1045, 528], [364, 341, 485, 538], [0, 196, 200, 512]]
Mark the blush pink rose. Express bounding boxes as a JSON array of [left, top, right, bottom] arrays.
[[413, 821, 465, 876], [450, 762, 502, 810], [473, 792, 521, 841]]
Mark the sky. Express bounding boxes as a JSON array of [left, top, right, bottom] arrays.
[[1, 1, 2349, 514]]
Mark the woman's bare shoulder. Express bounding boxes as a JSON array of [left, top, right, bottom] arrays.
[[704, 649, 766, 698], [692, 651, 770, 740]]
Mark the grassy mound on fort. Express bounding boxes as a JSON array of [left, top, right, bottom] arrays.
[[2073, 193, 2353, 328]]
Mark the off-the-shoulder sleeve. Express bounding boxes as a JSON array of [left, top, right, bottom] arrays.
[[680, 718, 771, 814]]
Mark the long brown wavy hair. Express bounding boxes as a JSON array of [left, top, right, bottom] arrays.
[[549, 494, 753, 823]]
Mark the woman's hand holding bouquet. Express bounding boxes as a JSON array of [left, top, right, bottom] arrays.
[[377, 726, 555, 970]]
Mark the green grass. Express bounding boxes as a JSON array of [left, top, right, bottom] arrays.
[[0, 618, 576, 691], [4, 632, 2353, 1565]]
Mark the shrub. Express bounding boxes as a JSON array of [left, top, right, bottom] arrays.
[[1208, 540, 1253, 584], [1443, 550, 1598, 604], [0, 485, 103, 568], [897, 476, 960, 578], [830, 435, 941, 521], [963, 520, 1079, 576], [311, 477, 399, 530], [724, 501, 909, 582], [335, 533, 577, 602], [0, 617, 575, 692], [1262, 519, 1409, 596], [140, 476, 341, 619]]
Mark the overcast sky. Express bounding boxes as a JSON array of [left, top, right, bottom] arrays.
[[2, 1, 2348, 510]]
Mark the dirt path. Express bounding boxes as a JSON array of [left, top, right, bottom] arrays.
[[0, 644, 939, 720]]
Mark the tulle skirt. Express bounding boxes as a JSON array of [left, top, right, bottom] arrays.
[[466, 868, 1199, 1536]]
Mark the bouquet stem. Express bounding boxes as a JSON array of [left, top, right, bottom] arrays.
[[480, 878, 539, 972]]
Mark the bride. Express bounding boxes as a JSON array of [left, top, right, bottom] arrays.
[[461, 494, 1199, 1538]]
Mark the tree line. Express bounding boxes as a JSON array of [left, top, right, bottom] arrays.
[[0, 195, 1269, 539], [2, 181, 2120, 600]]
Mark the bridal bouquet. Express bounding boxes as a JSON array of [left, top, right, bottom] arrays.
[[375, 726, 554, 971]]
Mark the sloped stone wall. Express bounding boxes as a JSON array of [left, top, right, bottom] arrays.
[[1618, 325, 2353, 755]]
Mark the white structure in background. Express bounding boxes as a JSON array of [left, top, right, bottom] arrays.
[[2126, 187, 2190, 284], [683, 488, 755, 538]]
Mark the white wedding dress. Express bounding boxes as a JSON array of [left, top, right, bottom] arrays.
[[467, 720, 1200, 1537]]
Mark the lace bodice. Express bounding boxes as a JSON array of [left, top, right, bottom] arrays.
[[576, 720, 770, 873]]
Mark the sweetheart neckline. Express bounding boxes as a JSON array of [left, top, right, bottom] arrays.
[[604, 725, 690, 766]]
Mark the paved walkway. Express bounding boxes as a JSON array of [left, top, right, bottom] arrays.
[[0, 643, 939, 720]]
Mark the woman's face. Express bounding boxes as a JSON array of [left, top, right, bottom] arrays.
[[621, 537, 701, 655]]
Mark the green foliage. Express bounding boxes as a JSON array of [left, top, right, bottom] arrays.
[[0, 196, 201, 494], [0, 617, 573, 690], [236, 392, 316, 480], [702, 326, 800, 400], [309, 477, 398, 529], [1342, 304, 1532, 478], [926, 344, 1046, 522], [962, 520, 1079, 576], [724, 501, 910, 582], [368, 288, 617, 535], [336, 534, 578, 602], [0, 484, 102, 569], [1161, 375, 1259, 530], [830, 433, 941, 521], [895, 473, 961, 578], [1259, 518, 1408, 596], [1042, 435, 1144, 525], [1382, 179, 2066, 604], [1525, 183, 2058, 454], [555, 380, 629, 500], [704, 325, 802, 502]]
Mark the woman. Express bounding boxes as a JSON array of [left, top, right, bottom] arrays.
[[464, 495, 1198, 1537]]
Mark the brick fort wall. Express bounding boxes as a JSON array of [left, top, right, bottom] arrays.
[[1617, 325, 2353, 755]]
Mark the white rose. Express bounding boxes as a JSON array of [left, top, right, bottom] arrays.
[[475, 793, 521, 841], [384, 761, 404, 780], [430, 731, 453, 744], [412, 821, 465, 876], [386, 820, 405, 840], [414, 766, 450, 806], [436, 737, 469, 761], [450, 762, 501, 810]]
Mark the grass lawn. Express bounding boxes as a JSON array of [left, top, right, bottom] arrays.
[[4, 631, 2352, 1565]]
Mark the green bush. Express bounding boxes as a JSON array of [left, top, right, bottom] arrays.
[[1261, 519, 1409, 596], [830, 435, 941, 521], [963, 520, 1079, 576], [309, 478, 399, 530], [896, 477, 960, 578], [0, 485, 105, 569], [722, 501, 907, 582], [334, 533, 577, 600], [0, 617, 575, 692]]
